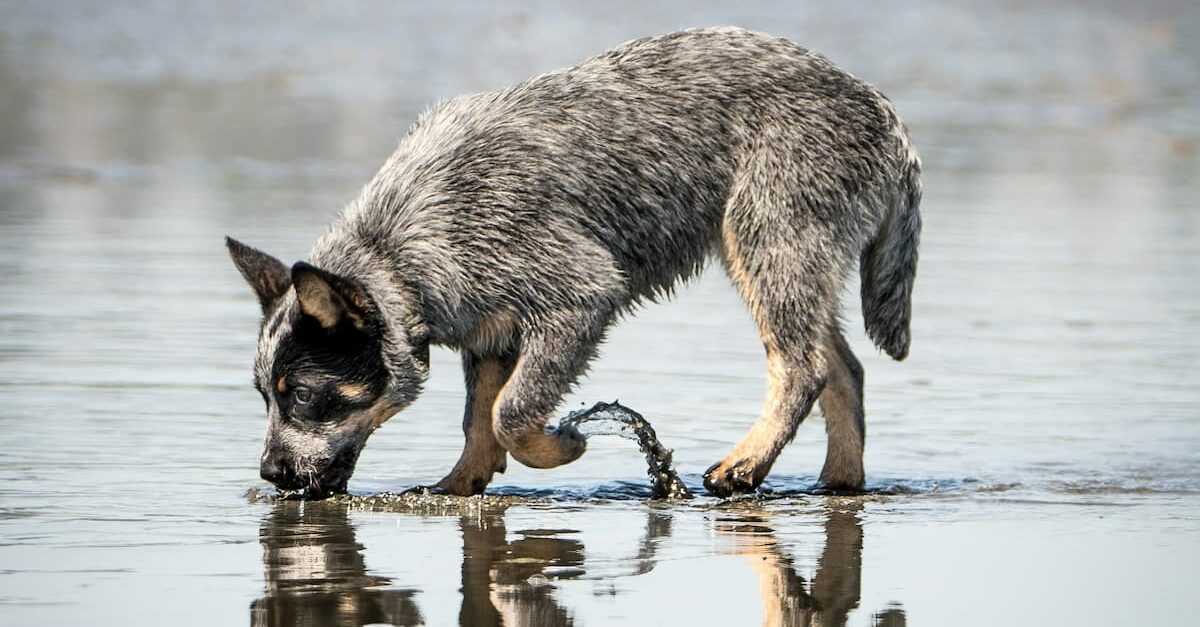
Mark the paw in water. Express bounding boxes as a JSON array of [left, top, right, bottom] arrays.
[[703, 458, 765, 498]]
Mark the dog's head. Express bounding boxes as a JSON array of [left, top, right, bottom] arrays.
[[226, 237, 427, 498]]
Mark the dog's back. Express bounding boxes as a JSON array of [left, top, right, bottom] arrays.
[[313, 27, 919, 351]]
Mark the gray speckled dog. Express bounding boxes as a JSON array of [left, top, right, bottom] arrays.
[[227, 27, 921, 498]]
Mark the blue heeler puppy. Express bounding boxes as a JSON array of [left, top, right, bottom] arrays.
[[227, 27, 921, 498]]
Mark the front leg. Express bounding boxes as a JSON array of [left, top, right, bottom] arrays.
[[492, 321, 605, 470], [434, 352, 516, 496]]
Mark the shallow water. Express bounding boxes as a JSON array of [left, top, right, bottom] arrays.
[[2, 1, 1199, 625]]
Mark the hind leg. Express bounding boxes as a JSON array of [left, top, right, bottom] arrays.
[[703, 337, 827, 496], [704, 208, 847, 497], [817, 327, 866, 491]]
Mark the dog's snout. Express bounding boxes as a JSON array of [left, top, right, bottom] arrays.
[[260, 454, 290, 486]]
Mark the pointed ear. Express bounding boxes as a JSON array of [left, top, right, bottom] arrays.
[[291, 261, 376, 331], [226, 236, 291, 315]]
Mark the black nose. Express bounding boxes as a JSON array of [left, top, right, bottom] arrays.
[[260, 455, 290, 486]]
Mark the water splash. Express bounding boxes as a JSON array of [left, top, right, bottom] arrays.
[[558, 401, 692, 500]]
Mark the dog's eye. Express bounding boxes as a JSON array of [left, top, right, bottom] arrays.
[[293, 386, 312, 405]]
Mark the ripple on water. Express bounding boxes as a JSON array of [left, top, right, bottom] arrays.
[[1050, 480, 1200, 496], [244, 474, 1046, 512]]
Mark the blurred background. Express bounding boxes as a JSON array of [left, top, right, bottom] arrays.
[[0, 2, 1197, 625]]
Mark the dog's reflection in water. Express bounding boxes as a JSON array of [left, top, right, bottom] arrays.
[[250, 501, 422, 627], [250, 501, 671, 627], [717, 501, 905, 627], [251, 499, 901, 626], [459, 507, 581, 626]]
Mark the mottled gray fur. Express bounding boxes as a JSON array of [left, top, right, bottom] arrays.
[[228, 27, 921, 498]]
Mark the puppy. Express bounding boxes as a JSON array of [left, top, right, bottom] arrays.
[[227, 27, 921, 498]]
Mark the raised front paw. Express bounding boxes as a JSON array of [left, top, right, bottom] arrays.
[[500, 425, 587, 470], [703, 457, 767, 498]]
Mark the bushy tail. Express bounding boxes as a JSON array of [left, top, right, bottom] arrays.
[[861, 155, 922, 361]]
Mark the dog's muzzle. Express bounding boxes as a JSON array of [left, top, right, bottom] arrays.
[[260, 451, 306, 492], [260, 448, 357, 499]]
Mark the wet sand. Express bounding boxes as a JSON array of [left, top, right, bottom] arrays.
[[1, 1, 1199, 625]]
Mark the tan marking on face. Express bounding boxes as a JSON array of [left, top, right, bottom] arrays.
[[275, 377, 288, 393], [341, 396, 400, 435], [468, 310, 519, 354], [336, 382, 369, 401]]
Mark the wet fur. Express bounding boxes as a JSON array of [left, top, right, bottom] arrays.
[[228, 27, 921, 497]]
